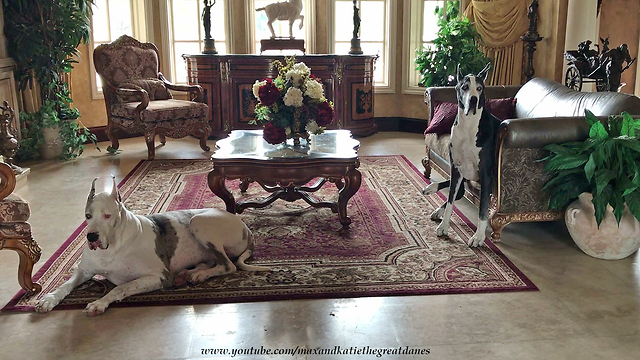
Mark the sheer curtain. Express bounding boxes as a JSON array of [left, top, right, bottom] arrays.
[[464, 0, 529, 85]]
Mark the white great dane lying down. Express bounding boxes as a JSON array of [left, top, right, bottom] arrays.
[[36, 177, 267, 315]]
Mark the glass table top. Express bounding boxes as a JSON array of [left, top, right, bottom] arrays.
[[212, 130, 360, 160]]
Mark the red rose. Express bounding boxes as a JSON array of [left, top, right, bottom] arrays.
[[316, 101, 334, 127], [263, 122, 287, 144], [258, 79, 280, 106]]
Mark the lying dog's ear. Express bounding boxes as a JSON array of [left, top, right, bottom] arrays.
[[456, 64, 463, 83], [110, 175, 121, 203], [87, 178, 98, 204], [477, 63, 491, 82]]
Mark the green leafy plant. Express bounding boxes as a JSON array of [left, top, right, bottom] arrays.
[[414, 8, 490, 87], [435, 0, 460, 26], [541, 110, 640, 227], [3, 0, 98, 160]]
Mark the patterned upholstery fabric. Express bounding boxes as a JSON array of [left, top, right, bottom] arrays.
[[499, 148, 552, 213], [0, 222, 32, 238], [94, 45, 159, 87], [0, 194, 30, 222], [425, 133, 450, 161], [117, 79, 173, 102], [111, 99, 208, 122], [111, 116, 208, 137]]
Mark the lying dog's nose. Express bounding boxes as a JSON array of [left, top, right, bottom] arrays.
[[87, 232, 99, 243]]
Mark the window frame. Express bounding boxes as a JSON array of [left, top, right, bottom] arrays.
[[245, 0, 316, 55], [161, 0, 233, 84], [402, 0, 450, 95], [327, 0, 396, 94], [89, 0, 149, 100]]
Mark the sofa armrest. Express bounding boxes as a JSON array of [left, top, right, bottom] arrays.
[[424, 87, 457, 124], [159, 73, 204, 102], [498, 116, 599, 149]]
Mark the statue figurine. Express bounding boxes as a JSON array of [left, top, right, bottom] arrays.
[[527, 0, 539, 33], [0, 101, 24, 175], [255, 0, 304, 39], [202, 0, 215, 40], [353, 0, 361, 39]]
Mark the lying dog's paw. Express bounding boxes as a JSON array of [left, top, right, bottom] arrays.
[[174, 270, 191, 288], [468, 232, 486, 247], [84, 299, 109, 316], [436, 222, 448, 237], [430, 207, 444, 221], [422, 183, 438, 195], [35, 294, 59, 313]]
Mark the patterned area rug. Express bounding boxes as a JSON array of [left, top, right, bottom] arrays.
[[3, 156, 535, 311]]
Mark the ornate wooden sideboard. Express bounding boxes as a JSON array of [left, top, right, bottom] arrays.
[[183, 54, 377, 137]]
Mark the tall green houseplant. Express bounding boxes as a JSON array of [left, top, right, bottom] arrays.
[[414, 1, 490, 87], [3, 0, 97, 160]]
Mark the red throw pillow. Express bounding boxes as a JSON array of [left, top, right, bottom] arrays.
[[424, 100, 458, 135], [424, 97, 517, 135], [486, 97, 517, 122]]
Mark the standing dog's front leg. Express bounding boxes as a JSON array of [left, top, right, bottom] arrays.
[[84, 275, 163, 316], [36, 265, 94, 313], [469, 157, 492, 247], [436, 164, 464, 237]]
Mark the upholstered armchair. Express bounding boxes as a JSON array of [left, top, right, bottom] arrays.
[[0, 161, 41, 294], [94, 35, 211, 159]]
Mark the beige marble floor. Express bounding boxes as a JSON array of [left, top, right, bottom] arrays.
[[0, 132, 639, 360]]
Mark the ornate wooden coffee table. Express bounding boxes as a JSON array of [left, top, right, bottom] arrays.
[[208, 130, 361, 227]]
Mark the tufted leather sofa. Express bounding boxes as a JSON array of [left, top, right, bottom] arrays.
[[422, 77, 640, 241]]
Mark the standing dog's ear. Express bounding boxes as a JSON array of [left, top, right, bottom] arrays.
[[110, 175, 121, 203], [88, 178, 98, 204], [456, 64, 463, 83], [477, 63, 492, 82]]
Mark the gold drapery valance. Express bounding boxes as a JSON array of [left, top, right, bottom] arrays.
[[464, 0, 529, 85]]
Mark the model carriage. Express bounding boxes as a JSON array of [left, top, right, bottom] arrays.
[[564, 38, 636, 92]]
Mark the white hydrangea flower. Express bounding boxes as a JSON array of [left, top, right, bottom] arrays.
[[285, 69, 304, 86], [304, 79, 324, 99], [252, 80, 266, 100], [284, 87, 304, 107], [292, 62, 311, 76], [305, 120, 320, 134]]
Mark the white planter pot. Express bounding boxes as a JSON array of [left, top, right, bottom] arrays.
[[40, 126, 63, 159], [565, 192, 640, 260]]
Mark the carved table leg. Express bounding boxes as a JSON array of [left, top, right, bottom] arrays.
[[338, 168, 362, 228], [208, 168, 236, 213], [1, 237, 42, 294]]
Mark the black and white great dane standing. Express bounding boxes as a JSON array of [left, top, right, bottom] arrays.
[[422, 63, 499, 247]]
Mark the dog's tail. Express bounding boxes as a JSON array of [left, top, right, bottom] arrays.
[[255, 7, 265, 11], [236, 226, 269, 272]]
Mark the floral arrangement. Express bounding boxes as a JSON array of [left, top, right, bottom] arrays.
[[251, 57, 335, 145]]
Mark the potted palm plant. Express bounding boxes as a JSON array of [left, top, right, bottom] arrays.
[[541, 110, 640, 259], [3, 0, 97, 160]]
